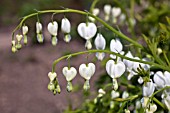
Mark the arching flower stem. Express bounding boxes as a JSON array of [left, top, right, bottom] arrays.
[[51, 49, 170, 73], [12, 9, 143, 49]]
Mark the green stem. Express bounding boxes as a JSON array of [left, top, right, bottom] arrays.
[[89, 0, 99, 13], [12, 9, 143, 49], [163, 51, 170, 66], [153, 97, 166, 109], [51, 49, 170, 72], [113, 95, 139, 102]]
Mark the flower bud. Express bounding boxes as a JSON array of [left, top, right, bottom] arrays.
[[36, 22, 42, 34], [61, 18, 71, 33], [124, 109, 130, 113], [85, 40, 92, 50], [22, 25, 28, 35], [104, 4, 111, 21]]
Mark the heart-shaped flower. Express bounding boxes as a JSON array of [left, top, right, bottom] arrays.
[[22, 25, 28, 35], [89, 8, 100, 22], [79, 63, 95, 80], [123, 51, 134, 71], [111, 90, 120, 99], [47, 21, 58, 36], [143, 79, 155, 97], [94, 33, 106, 50], [77, 22, 97, 40], [61, 18, 71, 34], [36, 22, 42, 34], [149, 103, 157, 112], [48, 72, 57, 82], [106, 60, 125, 79], [62, 67, 77, 82], [16, 34, 23, 42], [111, 7, 121, 18], [104, 4, 111, 21]]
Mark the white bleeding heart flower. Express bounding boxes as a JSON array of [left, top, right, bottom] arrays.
[[111, 7, 121, 18], [110, 39, 124, 59], [95, 52, 105, 61], [111, 90, 120, 99], [143, 79, 155, 97], [122, 91, 129, 99], [47, 21, 58, 36], [106, 60, 125, 79], [62, 67, 77, 82], [94, 33, 106, 60], [22, 25, 28, 35], [36, 22, 42, 34], [48, 72, 57, 82], [16, 34, 23, 42], [61, 18, 71, 33], [77, 22, 97, 40], [94, 33, 106, 50], [164, 71, 170, 86], [153, 71, 165, 89], [104, 4, 111, 21], [98, 88, 106, 97], [124, 109, 130, 113], [89, 8, 100, 22], [79, 63, 95, 80], [123, 51, 134, 71], [149, 103, 157, 112]]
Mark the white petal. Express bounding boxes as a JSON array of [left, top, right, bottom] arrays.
[[123, 51, 134, 69], [62, 67, 77, 81], [164, 71, 170, 86], [48, 72, 57, 82], [79, 63, 95, 80], [111, 7, 121, 18], [106, 60, 115, 78], [22, 25, 28, 35], [110, 39, 123, 53], [114, 61, 125, 78], [16, 34, 23, 42], [61, 18, 71, 33], [77, 22, 97, 40], [153, 71, 165, 88], [104, 4, 111, 15], [47, 21, 58, 36], [94, 33, 106, 50], [96, 52, 105, 61], [111, 90, 120, 99], [143, 80, 155, 97], [93, 8, 100, 16], [36, 22, 42, 34]]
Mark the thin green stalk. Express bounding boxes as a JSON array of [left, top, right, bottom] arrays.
[[12, 9, 143, 49], [163, 51, 170, 66], [113, 95, 138, 102], [51, 49, 170, 72], [153, 97, 166, 109], [89, 0, 99, 13]]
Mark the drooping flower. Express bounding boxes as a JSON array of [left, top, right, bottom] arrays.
[[143, 79, 155, 97], [153, 71, 165, 89], [123, 51, 134, 71], [48, 72, 57, 82], [36, 22, 44, 43], [122, 91, 129, 99], [111, 7, 121, 23], [98, 88, 106, 97], [22, 25, 28, 45], [89, 8, 100, 22], [77, 22, 97, 49], [15, 34, 23, 49], [62, 66, 77, 92], [110, 38, 124, 59], [94, 33, 106, 61], [61, 18, 72, 42], [106, 60, 125, 79], [124, 109, 130, 113], [47, 21, 58, 46], [104, 4, 111, 21], [11, 40, 17, 53], [106, 60, 125, 90], [111, 90, 120, 99], [79, 63, 95, 90], [162, 94, 170, 111]]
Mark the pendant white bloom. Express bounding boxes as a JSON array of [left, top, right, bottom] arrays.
[[89, 8, 100, 22], [79, 63, 95, 80], [16, 34, 23, 42], [22, 25, 28, 35], [143, 80, 155, 97], [111, 90, 120, 99], [104, 4, 111, 21], [110, 39, 124, 59], [47, 21, 58, 36], [48, 72, 57, 82], [123, 51, 134, 71], [94, 33, 106, 60], [47, 21, 58, 46], [111, 7, 121, 23], [36, 22, 44, 43], [77, 22, 97, 49], [16, 34, 23, 49], [106, 60, 125, 79], [62, 67, 77, 82], [153, 71, 165, 89]]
